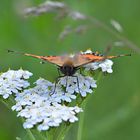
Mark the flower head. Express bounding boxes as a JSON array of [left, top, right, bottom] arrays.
[[84, 59, 113, 73], [18, 103, 82, 131], [9, 71, 96, 131], [11, 76, 83, 131], [0, 69, 32, 99]]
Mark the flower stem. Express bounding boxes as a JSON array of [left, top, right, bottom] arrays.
[[56, 123, 71, 140], [26, 129, 36, 140], [77, 72, 103, 140], [77, 99, 86, 140], [0, 99, 10, 109]]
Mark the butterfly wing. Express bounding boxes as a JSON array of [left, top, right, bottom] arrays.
[[24, 53, 65, 66], [73, 53, 131, 67], [22, 52, 130, 67], [72, 54, 93, 67], [81, 54, 104, 62]]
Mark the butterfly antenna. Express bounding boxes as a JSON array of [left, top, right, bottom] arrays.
[[7, 49, 43, 59], [7, 49, 25, 55]]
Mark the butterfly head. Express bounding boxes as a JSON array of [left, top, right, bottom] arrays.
[[59, 61, 77, 76]]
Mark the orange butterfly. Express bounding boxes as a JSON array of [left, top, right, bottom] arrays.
[[8, 50, 131, 76]]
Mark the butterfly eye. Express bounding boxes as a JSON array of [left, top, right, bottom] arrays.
[[63, 66, 67, 70]]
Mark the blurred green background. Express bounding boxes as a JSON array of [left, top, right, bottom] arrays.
[[0, 0, 140, 140]]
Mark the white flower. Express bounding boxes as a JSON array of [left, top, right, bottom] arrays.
[[57, 73, 97, 97], [99, 59, 113, 73], [0, 70, 32, 99], [12, 73, 96, 111], [69, 11, 87, 20], [84, 59, 113, 73], [17, 102, 82, 131], [81, 49, 92, 54]]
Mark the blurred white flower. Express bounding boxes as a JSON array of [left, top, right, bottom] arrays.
[[69, 11, 87, 20], [110, 19, 123, 32], [24, 1, 66, 15], [114, 41, 124, 47], [0, 69, 32, 99], [24, 0, 87, 22]]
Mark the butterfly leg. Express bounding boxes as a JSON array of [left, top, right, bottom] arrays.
[[72, 76, 80, 94], [50, 78, 58, 95], [57, 67, 61, 76], [50, 76, 63, 95], [64, 76, 68, 94], [50, 68, 62, 95]]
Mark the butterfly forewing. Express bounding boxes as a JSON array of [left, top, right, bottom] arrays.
[[42, 56, 65, 66], [81, 54, 104, 61], [72, 54, 93, 67], [25, 53, 69, 67], [72, 53, 110, 67]]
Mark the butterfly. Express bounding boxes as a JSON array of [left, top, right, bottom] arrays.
[[8, 50, 131, 94], [8, 50, 131, 76]]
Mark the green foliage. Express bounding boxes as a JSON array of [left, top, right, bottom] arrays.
[[0, 0, 140, 140]]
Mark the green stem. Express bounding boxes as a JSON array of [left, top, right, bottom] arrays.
[[56, 124, 71, 140], [26, 129, 36, 140], [46, 128, 57, 140], [47, 132, 54, 140], [96, 72, 103, 84], [77, 72, 103, 140], [77, 99, 86, 140], [19, 118, 36, 140], [0, 99, 10, 109]]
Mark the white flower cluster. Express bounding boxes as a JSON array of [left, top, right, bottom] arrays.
[[81, 49, 114, 73], [84, 59, 113, 73], [57, 73, 97, 97], [0, 69, 32, 99], [11, 76, 85, 131], [12, 74, 97, 109], [0, 70, 95, 131], [17, 103, 82, 131]]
